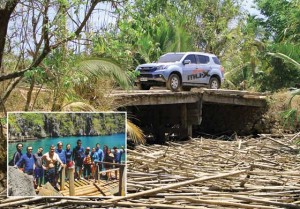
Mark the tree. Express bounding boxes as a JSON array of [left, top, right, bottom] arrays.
[[251, 0, 300, 91], [92, 0, 196, 71], [0, 0, 118, 108]]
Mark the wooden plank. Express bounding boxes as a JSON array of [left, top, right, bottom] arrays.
[[69, 167, 75, 196]]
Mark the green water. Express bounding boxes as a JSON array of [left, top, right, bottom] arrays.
[[8, 134, 126, 162]]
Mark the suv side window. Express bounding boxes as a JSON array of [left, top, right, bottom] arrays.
[[184, 54, 197, 64], [212, 57, 221, 65], [197, 55, 210, 64]]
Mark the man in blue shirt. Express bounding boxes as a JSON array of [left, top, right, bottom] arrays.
[[95, 143, 103, 179], [113, 146, 125, 180], [65, 143, 73, 180], [90, 147, 99, 180], [72, 139, 85, 180], [55, 141, 66, 184], [15, 146, 35, 175], [55, 141, 66, 164], [95, 143, 103, 162], [113, 146, 125, 164]]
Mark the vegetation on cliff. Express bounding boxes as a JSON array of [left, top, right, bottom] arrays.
[[8, 113, 125, 139]]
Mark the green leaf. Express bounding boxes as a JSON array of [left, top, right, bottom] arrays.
[[267, 52, 300, 70], [77, 58, 131, 89]]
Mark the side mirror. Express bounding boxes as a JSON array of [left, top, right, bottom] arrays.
[[183, 60, 191, 65]]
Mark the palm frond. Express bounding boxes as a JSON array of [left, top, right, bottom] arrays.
[[288, 89, 300, 108], [78, 59, 131, 89], [127, 120, 145, 144], [267, 52, 300, 70], [281, 108, 298, 128]]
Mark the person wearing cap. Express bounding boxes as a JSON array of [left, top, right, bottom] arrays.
[[113, 146, 125, 180], [83, 147, 92, 180]]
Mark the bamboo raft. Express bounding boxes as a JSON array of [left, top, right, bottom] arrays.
[[1, 132, 300, 208]]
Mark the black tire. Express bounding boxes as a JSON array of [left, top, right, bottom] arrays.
[[137, 83, 151, 90], [166, 74, 181, 92], [182, 86, 191, 91], [209, 77, 220, 89]]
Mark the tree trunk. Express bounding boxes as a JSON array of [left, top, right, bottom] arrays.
[[24, 76, 35, 111], [0, 0, 19, 71]]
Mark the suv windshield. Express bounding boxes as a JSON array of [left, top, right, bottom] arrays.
[[157, 54, 184, 63]]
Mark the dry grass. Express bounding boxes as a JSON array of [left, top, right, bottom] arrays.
[[4, 80, 120, 112], [266, 89, 300, 131], [5, 87, 52, 112]]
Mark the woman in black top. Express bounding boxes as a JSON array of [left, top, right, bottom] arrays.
[[103, 146, 114, 180]]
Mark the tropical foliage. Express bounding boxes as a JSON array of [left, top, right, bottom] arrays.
[[8, 113, 126, 138], [0, 0, 299, 144]]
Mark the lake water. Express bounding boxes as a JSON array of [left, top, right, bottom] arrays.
[[8, 134, 126, 163]]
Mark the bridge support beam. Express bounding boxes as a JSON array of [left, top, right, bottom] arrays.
[[60, 166, 65, 191], [181, 104, 192, 137]]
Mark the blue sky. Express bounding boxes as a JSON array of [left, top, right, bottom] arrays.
[[241, 0, 263, 17]]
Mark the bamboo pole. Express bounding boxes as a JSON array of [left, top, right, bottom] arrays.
[[232, 195, 300, 209], [102, 170, 246, 203], [61, 200, 207, 209], [165, 196, 278, 209], [0, 197, 44, 208]]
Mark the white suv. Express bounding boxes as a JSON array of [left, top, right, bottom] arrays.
[[135, 52, 224, 91]]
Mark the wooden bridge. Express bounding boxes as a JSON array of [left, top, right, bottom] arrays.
[[111, 88, 268, 138], [38, 162, 126, 197], [111, 89, 267, 107]]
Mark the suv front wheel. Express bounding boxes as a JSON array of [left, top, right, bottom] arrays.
[[167, 74, 181, 92], [209, 77, 220, 89]]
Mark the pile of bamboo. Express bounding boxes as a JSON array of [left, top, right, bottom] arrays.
[[0, 133, 299, 208]]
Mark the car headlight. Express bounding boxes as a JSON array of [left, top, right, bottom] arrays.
[[157, 65, 167, 70]]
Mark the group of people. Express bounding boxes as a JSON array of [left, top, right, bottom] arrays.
[[9, 139, 125, 190]]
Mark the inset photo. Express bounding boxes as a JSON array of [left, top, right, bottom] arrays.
[[7, 112, 126, 197]]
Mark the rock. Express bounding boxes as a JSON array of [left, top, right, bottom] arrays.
[[8, 166, 36, 196], [51, 122, 60, 137], [38, 182, 62, 196], [77, 128, 84, 136]]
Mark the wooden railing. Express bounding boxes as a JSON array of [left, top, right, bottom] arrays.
[[97, 162, 126, 196]]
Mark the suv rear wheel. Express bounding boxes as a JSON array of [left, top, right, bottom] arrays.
[[209, 77, 220, 89], [167, 74, 181, 92]]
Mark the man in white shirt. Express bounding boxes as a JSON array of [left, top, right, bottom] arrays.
[[42, 145, 65, 188]]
